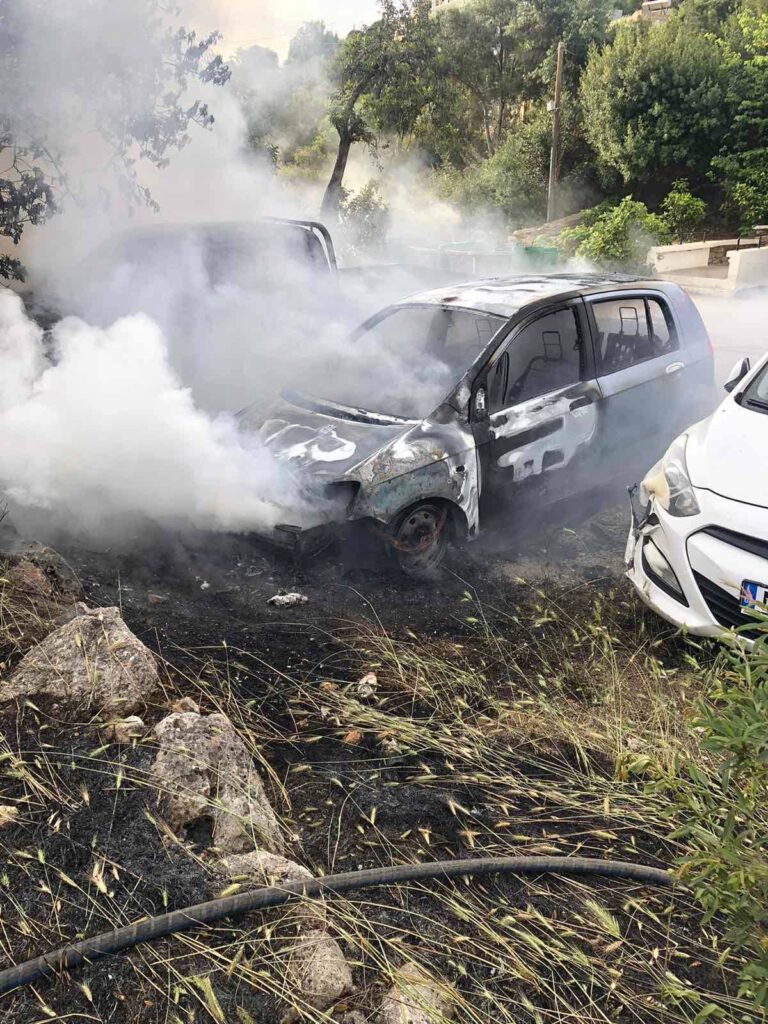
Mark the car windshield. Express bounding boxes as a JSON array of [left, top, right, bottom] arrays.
[[310, 304, 505, 421], [742, 362, 768, 414]]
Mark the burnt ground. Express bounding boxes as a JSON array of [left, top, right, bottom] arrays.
[[50, 484, 634, 668], [0, 490, 745, 1024]]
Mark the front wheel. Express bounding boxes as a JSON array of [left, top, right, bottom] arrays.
[[391, 502, 450, 578]]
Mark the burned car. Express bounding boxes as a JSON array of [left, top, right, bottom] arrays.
[[241, 275, 716, 576]]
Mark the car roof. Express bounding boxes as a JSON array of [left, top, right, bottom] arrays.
[[399, 273, 673, 319]]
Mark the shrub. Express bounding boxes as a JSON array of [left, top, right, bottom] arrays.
[[560, 197, 671, 270], [338, 181, 391, 255], [661, 179, 708, 243], [729, 167, 768, 235], [657, 623, 768, 1008]]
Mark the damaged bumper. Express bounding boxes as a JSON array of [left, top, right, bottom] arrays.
[[626, 486, 768, 644]]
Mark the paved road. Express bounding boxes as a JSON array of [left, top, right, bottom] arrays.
[[693, 293, 767, 385]]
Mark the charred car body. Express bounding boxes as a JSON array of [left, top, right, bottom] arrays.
[[241, 274, 716, 575]]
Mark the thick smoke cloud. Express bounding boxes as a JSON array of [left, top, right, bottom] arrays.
[[0, 291, 316, 534], [0, 0, 464, 538]]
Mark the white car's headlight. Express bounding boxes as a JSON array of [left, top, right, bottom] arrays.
[[640, 434, 701, 518]]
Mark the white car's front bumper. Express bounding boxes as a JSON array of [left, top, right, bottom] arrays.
[[626, 487, 768, 641]]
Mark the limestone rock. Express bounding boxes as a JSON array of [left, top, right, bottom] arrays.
[[1, 607, 160, 713], [152, 711, 283, 855], [376, 964, 455, 1024], [3, 556, 83, 633], [170, 696, 200, 714], [103, 715, 146, 744], [283, 931, 353, 1021], [16, 543, 83, 603], [221, 850, 324, 929]]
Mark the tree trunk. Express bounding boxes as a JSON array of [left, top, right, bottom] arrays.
[[321, 132, 353, 218]]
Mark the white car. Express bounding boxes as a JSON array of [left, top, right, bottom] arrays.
[[627, 353, 768, 642]]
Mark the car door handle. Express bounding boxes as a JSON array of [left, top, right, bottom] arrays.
[[665, 361, 685, 375], [569, 396, 593, 411]]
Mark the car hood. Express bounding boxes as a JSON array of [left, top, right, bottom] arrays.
[[687, 399, 768, 509], [241, 395, 412, 480]]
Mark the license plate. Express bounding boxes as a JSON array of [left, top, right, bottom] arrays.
[[740, 581, 768, 615]]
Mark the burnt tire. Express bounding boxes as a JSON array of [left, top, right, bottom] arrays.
[[391, 502, 450, 579]]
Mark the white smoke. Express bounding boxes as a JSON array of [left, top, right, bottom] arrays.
[[0, 291, 314, 534]]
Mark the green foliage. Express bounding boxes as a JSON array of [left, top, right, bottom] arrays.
[[561, 197, 671, 269], [437, 94, 596, 225], [580, 16, 734, 191], [285, 21, 340, 66], [661, 179, 708, 242], [432, 0, 615, 163], [434, 0, 543, 159], [731, 170, 768, 230], [656, 626, 768, 1008], [338, 181, 391, 255], [712, 8, 768, 229], [232, 37, 334, 174], [323, 0, 437, 211]]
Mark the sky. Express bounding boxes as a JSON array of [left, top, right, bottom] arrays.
[[189, 1, 383, 58]]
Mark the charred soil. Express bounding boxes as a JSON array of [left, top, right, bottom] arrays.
[[0, 498, 749, 1024]]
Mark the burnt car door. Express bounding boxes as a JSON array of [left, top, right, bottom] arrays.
[[584, 290, 686, 483], [476, 300, 601, 502]]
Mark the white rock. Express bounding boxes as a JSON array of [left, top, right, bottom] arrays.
[[2, 607, 160, 714], [221, 850, 325, 930], [376, 963, 455, 1024], [103, 715, 145, 744], [152, 711, 284, 855], [356, 672, 378, 700], [268, 593, 309, 608], [282, 931, 354, 1021]]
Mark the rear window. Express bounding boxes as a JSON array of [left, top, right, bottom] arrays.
[[590, 296, 678, 374]]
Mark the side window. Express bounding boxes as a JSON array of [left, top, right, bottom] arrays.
[[591, 296, 678, 374], [503, 307, 583, 406], [489, 352, 509, 410], [648, 298, 678, 355]]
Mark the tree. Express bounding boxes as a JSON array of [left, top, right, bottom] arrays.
[[435, 0, 542, 160], [286, 21, 340, 66], [531, 0, 616, 90], [437, 92, 597, 224], [322, 0, 437, 215], [712, 7, 768, 229], [0, 0, 229, 281], [580, 16, 734, 198]]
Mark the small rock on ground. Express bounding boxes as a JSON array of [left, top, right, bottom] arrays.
[[376, 963, 455, 1024], [282, 930, 354, 1022], [1, 607, 160, 714], [268, 593, 308, 608], [17, 543, 84, 603], [221, 850, 325, 929], [152, 711, 284, 855], [102, 716, 145, 744]]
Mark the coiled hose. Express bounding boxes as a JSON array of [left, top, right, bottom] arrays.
[[0, 855, 673, 995]]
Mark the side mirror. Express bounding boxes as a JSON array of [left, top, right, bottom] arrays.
[[473, 386, 488, 421], [725, 357, 751, 393]]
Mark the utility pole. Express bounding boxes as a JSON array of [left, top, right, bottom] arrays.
[[546, 40, 565, 223]]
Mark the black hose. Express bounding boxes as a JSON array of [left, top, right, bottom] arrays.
[[0, 855, 673, 995]]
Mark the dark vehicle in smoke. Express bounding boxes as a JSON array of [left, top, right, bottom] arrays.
[[241, 274, 716, 576]]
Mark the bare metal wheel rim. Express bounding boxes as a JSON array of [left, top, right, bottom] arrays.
[[394, 503, 448, 573]]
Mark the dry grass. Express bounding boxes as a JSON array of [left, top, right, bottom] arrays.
[[0, 570, 761, 1023]]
